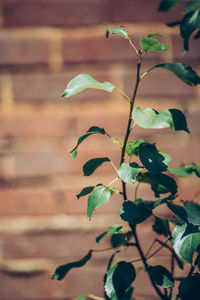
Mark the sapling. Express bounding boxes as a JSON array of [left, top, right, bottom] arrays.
[[52, 26, 200, 300]]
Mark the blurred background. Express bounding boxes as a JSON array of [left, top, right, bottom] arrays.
[[0, 0, 199, 299]]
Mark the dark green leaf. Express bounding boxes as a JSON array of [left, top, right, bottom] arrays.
[[125, 139, 147, 156], [61, 74, 114, 98], [83, 157, 110, 176], [168, 203, 188, 223], [172, 223, 200, 263], [140, 37, 168, 52], [52, 250, 92, 280], [147, 33, 164, 37], [111, 231, 133, 248], [181, 10, 200, 51], [118, 162, 143, 184], [106, 26, 130, 40], [120, 200, 152, 225], [169, 162, 200, 177], [152, 195, 175, 208], [104, 261, 136, 299], [158, 0, 182, 11], [70, 126, 106, 159], [132, 107, 189, 132], [96, 225, 123, 244], [168, 202, 200, 226], [183, 0, 200, 14], [151, 63, 200, 86], [87, 187, 114, 219], [178, 274, 200, 300], [148, 265, 174, 288], [76, 186, 95, 199], [136, 172, 178, 197], [139, 143, 171, 174], [194, 28, 200, 39], [152, 217, 171, 237]]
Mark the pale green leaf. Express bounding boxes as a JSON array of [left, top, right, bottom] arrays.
[[140, 37, 168, 52], [106, 26, 130, 40], [118, 162, 143, 184]]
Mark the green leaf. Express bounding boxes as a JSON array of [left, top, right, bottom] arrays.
[[125, 139, 147, 157], [148, 265, 174, 288], [147, 33, 164, 37], [120, 200, 152, 225], [140, 37, 168, 52], [136, 172, 178, 197], [181, 10, 200, 51], [172, 223, 200, 263], [104, 261, 136, 299], [158, 0, 182, 11], [151, 63, 200, 86], [70, 126, 106, 159], [76, 186, 95, 199], [183, 0, 200, 14], [106, 26, 130, 40], [152, 217, 170, 237], [72, 296, 87, 300], [152, 195, 175, 208], [139, 143, 171, 174], [178, 274, 200, 300], [169, 162, 200, 177], [52, 250, 92, 280], [168, 202, 200, 226], [83, 157, 110, 176], [117, 162, 143, 184], [61, 74, 115, 98], [87, 187, 114, 219], [111, 231, 133, 248], [132, 107, 189, 132], [96, 225, 123, 244], [168, 203, 188, 223]]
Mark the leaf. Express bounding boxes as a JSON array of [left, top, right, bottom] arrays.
[[111, 231, 133, 248], [61, 74, 115, 98], [87, 187, 114, 219], [148, 265, 174, 288], [168, 203, 188, 223], [140, 37, 168, 52], [158, 0, 182, 11], [83, 157, 110, 176], [120, 200, 152, 225], [136, 172, 178, 197], [139, 143, 171, 174], [178, 274, 200, 300], [96, 225, 123, 244], [104, 261, 136, 299], [152, 195, 175, 208], [172, 223, 200, 263], [76, 186, 95, 199], [70, 126, 106, 159], [117, 162, 143, 184], [106, 26, 130, 40], [125, 139, 147, 156], [152, 217, 170, 237], [52, 250, 92, 280], [183, 0, 200, 14], [147, 33, 164, 37], [151, 63, 200, 86], [168, 202, 200, 226], [180, 10, 200, 51], [169, 162, 200, 177], [132, 107, 189, 132]]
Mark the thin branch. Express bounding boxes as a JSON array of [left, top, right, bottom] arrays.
[[129, 38, 139, 55], [134, 182, 140, 200], [140, 71, 148, 79], [146, 238, 171, 260], [110, 161, 119, 175], [115, 86, 131, 102], [106, 177, 119, 188]]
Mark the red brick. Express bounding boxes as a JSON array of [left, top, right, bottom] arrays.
[[0, 32, 50, 67], [0, 187, 57, 215]]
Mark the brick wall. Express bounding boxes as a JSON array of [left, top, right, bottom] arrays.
[[0, 0, 199, 299]]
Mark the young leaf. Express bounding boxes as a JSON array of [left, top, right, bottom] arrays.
[[138, 143, 172, 174], [120, 200, 152, 225], [180, 10, 200, 51], [76, 186, 95, 199], [117, 162, 144, 184], [52, 250, 92, 280], [83, 157, 110, 176], [150, 63, 200, 86], [178, 275, 200, 300], [152, 217, 171, 237], [104, 261, 136, 299], [158, 0, 182, 11], [87, 187, 114, 219], [172, 223, 200, 263], [106, 26, 130, 40], [61, 74, 115, 98], [140, 37, 168, 52], [132, 107, 189, 132], [70, 126, 106, 159], [169, 162, 200, 178], [125, 139, 147, 157], [148, 265, 174, 288], [96, 225, 123, 244], [111, 231, 133, 248], [183, 0, 200, 14]]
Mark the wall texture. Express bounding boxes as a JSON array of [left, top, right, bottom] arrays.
[[0, 0, 199, 299]]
